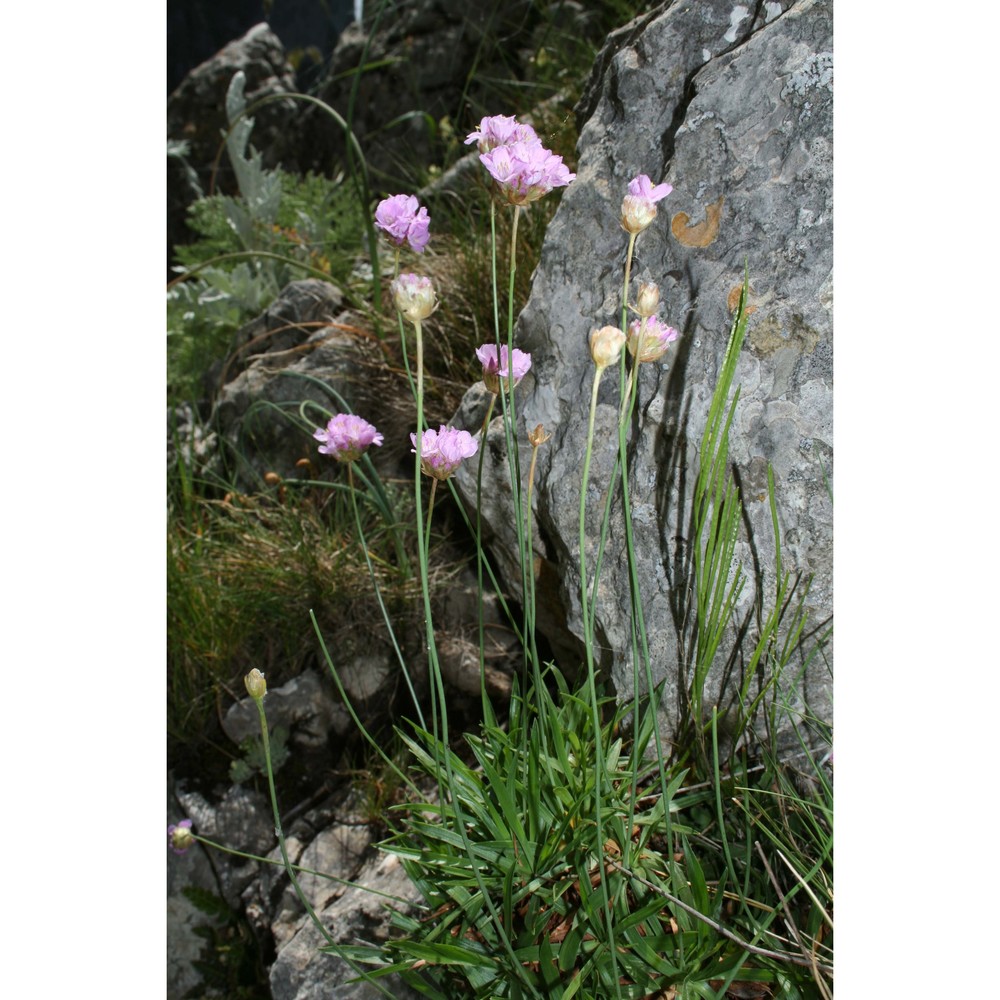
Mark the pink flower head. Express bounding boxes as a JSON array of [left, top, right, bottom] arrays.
[[628, 316, 679, 364], [168, 819, 194, 855], [314, 413, 384, 463], [464, 114, 539, 153], [627, 174, 673, 203], [374, 194, 431, 253], [476, 344, 532, 394], [621, 174, 673, 234], [480, 138, 575, 206], [410, 425, 478, 480]]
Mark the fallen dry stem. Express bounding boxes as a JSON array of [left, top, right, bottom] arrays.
[[605, 858, 833, 978]]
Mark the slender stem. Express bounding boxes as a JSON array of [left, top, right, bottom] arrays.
[[615, 233, 672, 857], [425, 477, 438, 539], [524, 430, 548, 684], [411, 312, 539, 996], [348, 461, 425, 730], [490, 199, 501, 343], [475, 393, 498, 717], [578, 362, 621, 994], [411, 316, 441, 752], [252, 695, 396, 998], [621, 231, 637, 332], [188, 835, 420, 905], [580, 369, 603, 650]]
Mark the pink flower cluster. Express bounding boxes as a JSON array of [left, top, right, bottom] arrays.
[[627, 316, 679, 364], [374, 194, 430, 253], [466, 114, 575, 206], [476, 343, 532, 394], [411, 425, 478, 480], [314, 413, 384, 463], [465, 114, 538, 153], [620, 174, 673, 234]]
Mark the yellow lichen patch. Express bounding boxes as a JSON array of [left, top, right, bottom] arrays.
[[748, 313, 821, 357], [671, 195, 724, 247], [727, 282, 757, 316]]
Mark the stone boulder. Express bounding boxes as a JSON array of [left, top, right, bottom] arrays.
[[205, 279, 403, 489], [299, 0, 543, 184], [452, 0, 833, 740], [168, 23, 302, 265]]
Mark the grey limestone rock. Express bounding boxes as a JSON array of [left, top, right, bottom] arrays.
[[207, 279, 386, 489], [268, 849, 424, 1000], [452, 0, 833, 741], [223, 668, 353, 750]]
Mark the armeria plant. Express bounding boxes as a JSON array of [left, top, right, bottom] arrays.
[[170, 113, 832, 999]]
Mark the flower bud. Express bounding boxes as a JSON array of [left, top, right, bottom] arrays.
[[245, 668, 267, 701], [620, 194, 657, 234], [527, 423, 551, 448], [391, 273, 437, 323], [168, 819, 195, 855], [635, 282, 660, 318], [589, 326, 627, 370]]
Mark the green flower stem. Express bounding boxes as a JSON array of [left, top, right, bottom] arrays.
[[621, 231, 637, 332], [396, 317, 419, 418], [616, 367, 669, 861], [310, 610, 419, 796], [490, 199, 501, 344], [495, 205, 537, 706], [409, 325, 537, 997], [250, 693, 397, 998], [579, 368, 602, 651], [506, 205, 521, 350], [475, 393, 498, 718], [616, 230, 673, 858], [524, 430, 547, 670], [347, 461, 425, 731], [187, 834, 420, 907], [619, 337, 641, 426], [578, 362, 622, 997], [411, 315, 442, 755], [425, 477, 438, 539]]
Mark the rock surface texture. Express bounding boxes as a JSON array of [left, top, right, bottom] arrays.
[[453, 0, 833, 739], [301, 0, 596, 184]]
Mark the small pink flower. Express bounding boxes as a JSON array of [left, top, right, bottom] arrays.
[[464, 114, 538, 153], [628, 316, 679, 364], [627, 174, 673, 202], [374, 194, 430, 253], [476, 344, 532, 394], [479, 137, 575, 206], [621, 174, 673, 234], [410, 425, 478, 480], [314, 414, 384, 463], [168, 819, 194, 855]]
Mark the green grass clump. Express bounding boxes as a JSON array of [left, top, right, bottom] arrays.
[[166, 475, 418, 780], [334, 668, 831, 999]]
